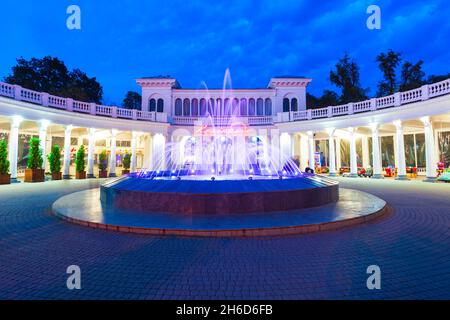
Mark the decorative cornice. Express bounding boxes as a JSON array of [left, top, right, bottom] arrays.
[[269, 78, 312, 88], [136, 78, 179, 88]]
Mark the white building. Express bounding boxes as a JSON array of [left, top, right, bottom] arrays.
[[0, 76, 449, 181]]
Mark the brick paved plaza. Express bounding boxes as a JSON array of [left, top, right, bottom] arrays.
[[0, 178, 449, 299]]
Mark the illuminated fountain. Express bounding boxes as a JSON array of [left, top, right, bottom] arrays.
[[101, 69, 338, 214], [53, 70, 386, 236]]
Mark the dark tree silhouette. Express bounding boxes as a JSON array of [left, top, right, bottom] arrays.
[[307, 90, 340, 109], [4, 56, 103, 103], [426, 73, 450, 84], [329, 53, 368, 103], [376, 49, 401, 96], [122, 91, 142, 110], [399, 60, 425, 92]]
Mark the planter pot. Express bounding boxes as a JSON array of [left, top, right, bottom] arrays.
[[24, 168, 45, 183], [51, 172, 62, 180], [0, 173, 11, 185], [99, 170, 108, 178], [76, 171, 86, 179], [122, 169, 130, 175]]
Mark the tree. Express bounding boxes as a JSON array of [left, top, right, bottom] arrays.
[[122, 91, 142, 110], [318, 90, 339, 108], [65, 69, 103, 103], [47, 145, 62, 173], [98, 150, 108, 172], [4, 56, 103, 103], [426, 73, 450, 84], [307, 90, 340, 109], [399, 60, 425, 92], [122, 153, 131, 170], [75, 145, 86, 173], [0, 140, 9, 175], [27, 137, 43, 169], [306, 93, 319, 109], [376, 50, 401, 96], [329, 53, 368, 103]]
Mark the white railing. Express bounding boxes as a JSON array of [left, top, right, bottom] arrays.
[[0, 82, 163, 123], [0, 83, 15, 98], [1, 78, 450, 125], [48, 95, 67, 109], [96, 104, 113, 116], [287, 78, 450, 122], [291, 110, 309, 121], [171, 115, 273, 126], [247, 116, 273, 125], [73, 101, 90, 113]]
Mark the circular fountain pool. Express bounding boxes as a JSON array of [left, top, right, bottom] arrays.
[[100, 173, 339, 215]]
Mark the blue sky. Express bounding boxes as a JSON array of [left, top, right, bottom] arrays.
[[0, 0, 449, 104]]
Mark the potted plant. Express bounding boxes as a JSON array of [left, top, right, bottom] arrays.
[[75, 145, 86, 179], [47, 144, 62, 180], [98, 150, 108, 178], [0, 139, 10, 184], [25, 137, 45, 182], [122, 153, 131, 175]]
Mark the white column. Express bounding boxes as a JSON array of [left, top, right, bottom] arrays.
[[270, 129, 281, 170], [394, 120, 409, 180], [146, 133, 153, 170], [421, 116, 437, 182], [362, 135, 370, 169], [348, 127, 358, 177], [109, 129, 118, 177], [370, 124, 384, 179], [307, 131, 315, 170], [130, 131, 138, 173], [87, 128, 96, 178], [152, 133, 166, 171], [280, 132, 292, 165], [335, 137, 341, 173], [299, 134, 308, 171], [8, 116, 22, 182], [327, 128, 337, 176], [63, 125, 73, 179], [38, 120, 50, 172]]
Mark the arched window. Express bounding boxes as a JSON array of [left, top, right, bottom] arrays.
[[216, 99, 222, 116], [183, 98, 190, 116], [224, 98, 230, 116], [283, 98, 290, 112], [175, 98, 182, 116], [240, 98, 247, 116], [264, 98, 272, 116], [232, 98, 239, 115], [248, 98, 256, 116], [157, 99, 164, 113], [191, 98, 199, 116], [200, 98, 207, 116], [149, 99, 156, 112], [291, 98, 298, 112], [256, 98, 264, 116], [208, 98, 214, 116]]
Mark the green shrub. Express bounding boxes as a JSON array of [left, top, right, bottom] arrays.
[[27, 137, 43, 169], [0, 139, 10, 175], [47, 144, 62, 173], [98, 150, 108, 171], [122, 153, 131, 170], [75, 145, 86, 173]]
